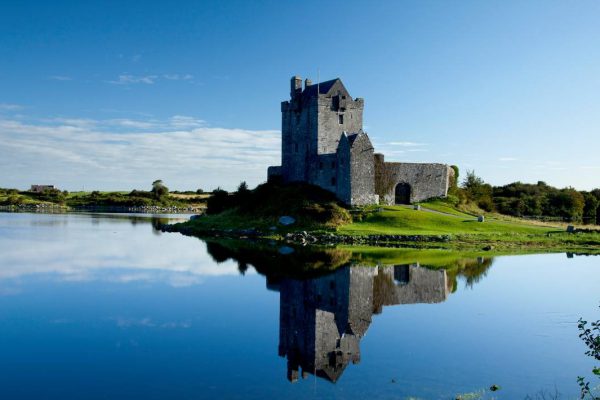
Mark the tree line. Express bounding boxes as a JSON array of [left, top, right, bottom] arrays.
[[453, 169, 599, 224]]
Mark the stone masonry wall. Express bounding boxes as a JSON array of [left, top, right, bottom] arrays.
[[379, 161, 454, 204], [317, 94, 363, 155], [348, 134, 379, 206]]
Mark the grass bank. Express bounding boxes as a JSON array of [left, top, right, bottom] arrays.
[[168, 183, 600, 251], [0, 188, 207, 212]]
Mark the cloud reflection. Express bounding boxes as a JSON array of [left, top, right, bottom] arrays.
[[0, 214, 251, 288]]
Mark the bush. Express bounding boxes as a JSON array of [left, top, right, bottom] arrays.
[[206, 188, 231, 215], [204, 182, 351, 227]]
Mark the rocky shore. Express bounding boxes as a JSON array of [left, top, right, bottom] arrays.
[[159, 223, 452, 247]]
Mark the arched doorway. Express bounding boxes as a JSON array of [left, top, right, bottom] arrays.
[[394, 183, 411, 204]]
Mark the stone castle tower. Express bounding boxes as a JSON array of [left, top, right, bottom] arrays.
[[268, 76, 454, 206]]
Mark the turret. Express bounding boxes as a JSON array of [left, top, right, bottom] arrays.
[[290, 76, 302, 98]]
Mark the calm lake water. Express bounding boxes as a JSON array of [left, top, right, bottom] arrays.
[[0, 212, 598, 399]]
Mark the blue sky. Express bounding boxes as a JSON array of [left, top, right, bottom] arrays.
[[1, 0, 599, 191]]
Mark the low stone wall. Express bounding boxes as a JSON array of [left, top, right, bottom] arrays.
[[378, 161, 453, 204]]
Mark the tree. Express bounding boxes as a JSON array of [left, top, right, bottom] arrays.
[[206, 187, 230, 215], [592, 189, 600, 225], [545, 188, 585, 222], [151, 180, 169, 200], [237, 181, 249, 194], [462, 170, 494, 212], [583, 193, 600, 225]]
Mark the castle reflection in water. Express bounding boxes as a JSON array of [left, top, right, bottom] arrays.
[[267, 264, 451, 383]]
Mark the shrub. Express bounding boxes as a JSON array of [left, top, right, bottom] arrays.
[[151, 180, 169, 200]]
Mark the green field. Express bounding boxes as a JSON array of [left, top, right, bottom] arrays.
[[338, 205, 551, 236]]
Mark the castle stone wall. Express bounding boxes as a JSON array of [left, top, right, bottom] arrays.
[[317, 94, 363, 154], [379, 160, 453, 204], [348, 134, 379, 205], [270, 76, 453, 206]]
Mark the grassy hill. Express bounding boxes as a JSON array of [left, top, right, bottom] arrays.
[[339, 205, 550, 236]]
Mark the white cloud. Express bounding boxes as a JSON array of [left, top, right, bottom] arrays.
[[50, 75, 73, 81], [107, 73, 195, 85], [0, 113, 280, 191], [0, 103, 23, 111], [163, 74, 193, 81], [108, 74, 158, 85], [499, 157, 517, 162], [169, 115, 204, 128], [107, 118, 160, 129]]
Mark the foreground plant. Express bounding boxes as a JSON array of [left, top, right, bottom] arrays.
[[578, 305, 600, 399]]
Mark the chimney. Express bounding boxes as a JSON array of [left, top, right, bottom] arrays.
[[290, 76, 302, 98], [304, 78, 312, 88]]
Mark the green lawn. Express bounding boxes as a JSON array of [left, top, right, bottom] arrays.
[[337, 205, 554, 236], [418, 199, 476, 218]]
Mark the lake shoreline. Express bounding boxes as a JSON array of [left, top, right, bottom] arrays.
[[160, 222, 600, 253]]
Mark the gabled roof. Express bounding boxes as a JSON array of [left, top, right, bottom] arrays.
[[347, 131, 371, 149], [302, 78, 348, 98]]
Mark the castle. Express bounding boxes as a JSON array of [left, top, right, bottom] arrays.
[[268, 76, 454, 206]]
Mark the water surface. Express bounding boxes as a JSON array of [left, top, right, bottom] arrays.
[[0, 212, 598, 399]]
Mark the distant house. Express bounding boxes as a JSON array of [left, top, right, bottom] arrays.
[[30, 185, 56, 193]]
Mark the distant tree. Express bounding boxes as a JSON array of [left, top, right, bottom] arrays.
[[545, 188, 585, 222], [151, 180, 169, 200], [235, 181, 251, 204], [583, 193, 600, 225], [462, 170, 494, 212], [196, 188, 204, 195], [237, 181, 249, 194]]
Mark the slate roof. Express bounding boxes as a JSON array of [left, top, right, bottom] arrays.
[[302, 78, 341, 97]]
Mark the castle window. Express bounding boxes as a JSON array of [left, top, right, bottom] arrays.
[[331, 161, 336, 169], [331, 177, 336, 186], [319, 162, 323, 170], [338, 114, 344, 124]]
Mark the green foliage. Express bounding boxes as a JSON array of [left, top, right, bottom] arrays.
[[151, 180, 169, 200], [461, 170, 494, 212], [206, 188, 230, 215], [204, 182, 351, 227], [546, 188, 585, 222], [4, 194, 24, 205], [448, 165, 460, 196], [583, 193, 600, 225], [493, 181, 588, 222], [577, 305, 600, 399], [28, 188, 66, 204]]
